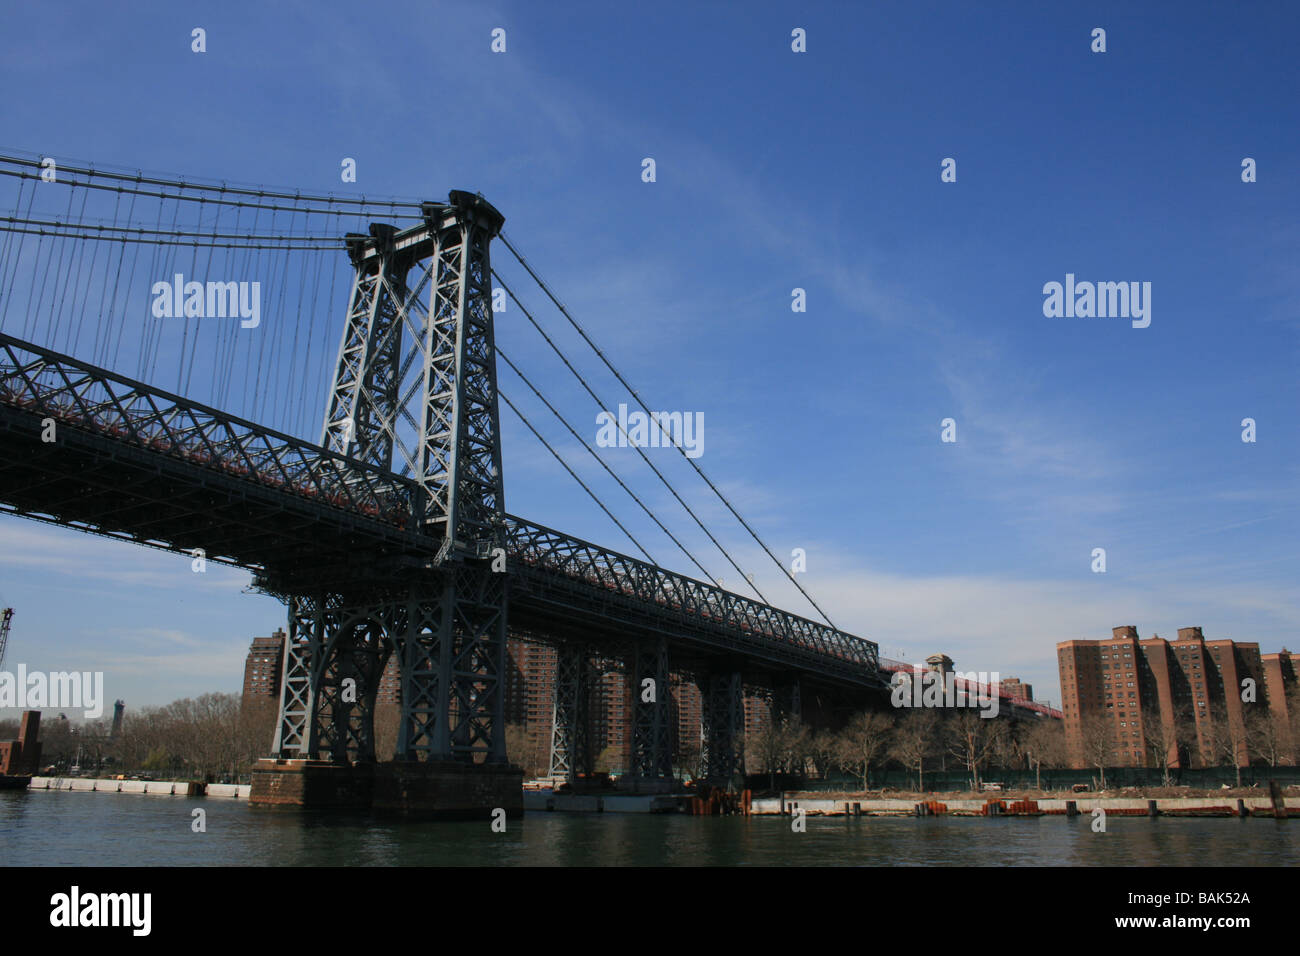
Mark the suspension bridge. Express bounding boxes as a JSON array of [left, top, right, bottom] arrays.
[[0, 151, 897, 814]]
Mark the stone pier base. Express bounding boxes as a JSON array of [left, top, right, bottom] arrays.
[[249, 758, 523, 819], [249, 759, 373, 810], [373, 761, 523, 819]]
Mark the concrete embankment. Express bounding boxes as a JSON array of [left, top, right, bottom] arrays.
[[523, 791, 681, 813], [753, 793, 1300, 818], [26, 777, 250, 798]]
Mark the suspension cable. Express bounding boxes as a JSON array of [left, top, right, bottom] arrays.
[[498, 233, 838, 628], [500, 392, 657, 564], [494, 271, 767, 604], [0, 215, 348, 244], [0, 155, 426, 212], [0, 167, 422, 222], [498, 344, 730, 583]]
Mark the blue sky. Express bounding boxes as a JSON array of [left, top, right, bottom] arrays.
[[1, 0, 1297, 717]]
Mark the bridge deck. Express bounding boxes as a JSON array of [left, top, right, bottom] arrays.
[[0, 333, 882, 689]]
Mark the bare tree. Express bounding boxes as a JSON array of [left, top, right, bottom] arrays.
[[890, 710, 939, 792], [1207, 702, 1249, 787], [1288, 685, 1300, 766], [503, 723, 533, 776], [1245, 706, 1287, 768], [835, 710, 894, 791], [989, 720, 1021, 772], [945, 709, 1004, 791], [1020, 719, 1067, 790], [1141, 705, 1180, 787], [752, 715, 809, 788], [676, 735, 708, 784], [1078, 713, 1116, 789], [105, 693, 267, 781], [237, 696, 279, 774], [805, 729, 839, 780]]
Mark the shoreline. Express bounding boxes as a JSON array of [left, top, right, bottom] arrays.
[[762, 786, 1300, 818]]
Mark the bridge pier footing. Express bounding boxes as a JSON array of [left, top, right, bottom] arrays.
[[249, 758, 523, 819]]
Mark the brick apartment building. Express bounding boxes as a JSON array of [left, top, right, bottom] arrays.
[[241, 629, 286, 702], [1000, 677, 1034, 701], [1058, 626, 1297, 769]]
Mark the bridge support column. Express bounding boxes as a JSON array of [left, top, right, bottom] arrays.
[[395, 566, 509, 765], [270, 593, 325, 761], [252, 573, 521, 817], [548, 644, 595, 785], [701, 670, 744, 787], [269, 592, 390, 766], [624, 638, 673, 791]]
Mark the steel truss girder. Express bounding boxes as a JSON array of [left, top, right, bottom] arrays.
[[273, 592, 393, 763], [627, 638, 672, 780], [0, 334, 880, 691], [548, 644, 596, 783], [504, 517, 881, 686], [701, 670, 744, 784], [0, 333, 416, 528]]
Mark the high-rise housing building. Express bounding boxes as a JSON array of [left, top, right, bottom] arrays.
[[1000, 677, 1034, 701], [1058, 626, 1294, 769], [376, 655, 401, 707], [241, 629, 286, 703], [1262, 649, 1298, 761]]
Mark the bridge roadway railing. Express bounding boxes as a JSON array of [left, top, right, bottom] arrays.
[[0, 333, 416, 529], [503, 517, 881, 685], [878, 658, 1063, 719]]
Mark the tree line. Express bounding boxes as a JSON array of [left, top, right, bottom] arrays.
[[5, 684, 1294, 788], [0, 694, 277, 782], [742, 709, 1067, 792]]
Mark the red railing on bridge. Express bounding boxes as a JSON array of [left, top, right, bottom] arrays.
[[879, 658, 1062, 718]]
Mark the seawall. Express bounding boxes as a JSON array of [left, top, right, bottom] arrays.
[[25, 777, 250, 798]]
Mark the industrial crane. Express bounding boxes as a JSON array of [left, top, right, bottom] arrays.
[[0, 607, 12, 670]]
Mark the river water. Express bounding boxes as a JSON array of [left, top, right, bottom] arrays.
[[2, 790, 1296, 866]]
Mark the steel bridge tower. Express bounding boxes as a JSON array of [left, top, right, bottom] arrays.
[[253, 191, 520, 814]]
